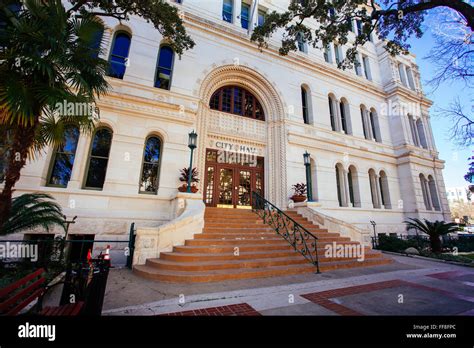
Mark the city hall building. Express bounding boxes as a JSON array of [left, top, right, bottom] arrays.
[[9, 1, 450, 267]]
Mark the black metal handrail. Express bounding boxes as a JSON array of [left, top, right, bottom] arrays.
[[251, 192, 320, 273]]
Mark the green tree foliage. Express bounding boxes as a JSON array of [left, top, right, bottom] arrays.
[[404, 218, 458, 253]]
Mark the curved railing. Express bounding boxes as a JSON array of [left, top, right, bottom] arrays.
[[251, 192, 320, 273]]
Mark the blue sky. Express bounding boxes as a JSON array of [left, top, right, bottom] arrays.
[[406, 12, 472, 188]]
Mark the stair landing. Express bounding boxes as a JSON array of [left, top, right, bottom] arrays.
[[133, 208, 391, 282]]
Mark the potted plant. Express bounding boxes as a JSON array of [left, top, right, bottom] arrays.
[[290, 183, 307, 203], [178, 167, 199, 193], [464, 154, 474, 193]]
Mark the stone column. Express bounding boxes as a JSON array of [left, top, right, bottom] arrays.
[[233, 0, 242, 27]]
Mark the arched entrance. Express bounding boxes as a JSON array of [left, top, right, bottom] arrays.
[[194, 64, 287, 208]]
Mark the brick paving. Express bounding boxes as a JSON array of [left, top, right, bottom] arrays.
[[160, 303, 261, 316]]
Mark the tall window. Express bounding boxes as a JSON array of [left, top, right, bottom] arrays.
[[398, 64, 408, 86], [379, 171, 391, 209], [369, 169, 380, 208], [301, 86, 309, 124], [334, 44, 342, 65], [335, 165, 343, 207], [210, 86, 265, 120], [369, 110, 381, 142], [408, 115, 419, 146], [155, 45, 174, 90], [428, 176, 440, 211], [348, 165, 360, 207], [406, 67, 416, 90], [48, 126, 80, 187], [108, 32, 131, 79], [328, 96, 336, 131], [354, 54, 363, 76], [257, 10, 265, 27], [416, 118, 428, 149], [360, 106, 369, 139], [324, 45, 332, 63], [419, 174, 431, 210], [339, 100, 350, 134], [140, 136, 162, 194], [362, 55, 372, 80], [241, 3, 250, 29], [84, 128, 113, 190], [356, 20, 363, 35], [222, 0, 233, 22], [297, 33, 307, 53]]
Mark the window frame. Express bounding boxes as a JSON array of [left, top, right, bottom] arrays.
[[154, 44, 175, 90], [108, 31, 132, 79], [46, 125, 80, 188], [83, 126, 113, 191], [139, 135, 163, 195], [222, 0, 233, 23], [209, 85, 265, 121]]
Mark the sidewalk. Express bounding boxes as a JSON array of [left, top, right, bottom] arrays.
[[102, 254, 474, 316]]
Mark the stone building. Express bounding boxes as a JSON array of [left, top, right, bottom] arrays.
[[6, 0, 450, 257]]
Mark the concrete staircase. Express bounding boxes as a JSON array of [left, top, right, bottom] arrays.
[[133, 208, 391, 282]]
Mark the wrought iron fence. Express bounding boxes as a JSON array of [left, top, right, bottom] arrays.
[[251, 192, 320, 273]]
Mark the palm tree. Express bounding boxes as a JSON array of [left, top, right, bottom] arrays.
[[404, 218, 458, 253], [0, 0, 109, 227], [0, 193, 65, 236]]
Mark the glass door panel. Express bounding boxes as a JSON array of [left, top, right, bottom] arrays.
[[218, 168, 233, 207], [237, 170, 251, 208], [204, 166, 215, 206]]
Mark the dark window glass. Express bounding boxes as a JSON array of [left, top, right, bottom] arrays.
[[356, 20, 363, 35], [140, 137, 162, 193], [155, 46, 174, 90], [301, 87, 309, 124], [222, 87, 232, 112], [241, 3, 250, 29], [90, 28, 104, 58], [210, 86, 265, 120], [348, 170, 355, 205], [108, 32, 131, 79], [222, 0, 233, 23], [336, 166, 342, 207], [340, 102, 347, 133], [329, 97, 336, 131], [234, 88, 243, 115], [48, 126, 80, 187], [85, 128, 113, 189], [258, 10, 265, 27]]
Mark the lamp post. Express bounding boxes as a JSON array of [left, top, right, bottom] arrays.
[[186, 130, 198, 193], [303, 151, 313, 202], [370, 220, 377, 248]]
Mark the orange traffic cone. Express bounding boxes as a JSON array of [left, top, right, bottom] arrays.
[[104, 245, 111, 265], [86, 248, 92, 264]]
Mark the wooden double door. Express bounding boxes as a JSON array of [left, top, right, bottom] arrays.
[[203, 149, 264, 208]]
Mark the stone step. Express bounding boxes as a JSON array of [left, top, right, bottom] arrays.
[[204, 222, 270, 228], [133, 263, 316, 283], [204, 218, 264, 224], [145, 256, 309, 271], [195, 232, 350, 242]]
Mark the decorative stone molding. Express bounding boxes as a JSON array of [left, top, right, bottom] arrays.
[[132, 192, 205, 265], [295, 205, 372, 247]]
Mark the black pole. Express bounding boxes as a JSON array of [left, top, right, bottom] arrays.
[[305, 162, 313, 202], [186, 147, 194, 193]]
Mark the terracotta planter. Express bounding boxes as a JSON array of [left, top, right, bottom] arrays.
[[291, 195, 306, 203], [178, 184, 198, 193]]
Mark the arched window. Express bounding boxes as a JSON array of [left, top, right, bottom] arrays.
[[369, 169, 380, 208], [301, 86, 310, 124], [90, 26, 104, 58], [84, 127, 113, 190], [155, 45, 174, 90], [360, 105, 369, 139], [416, 118, 428, 149], [335, 164, 346, 207], [210, 86, 265, 120], [339, 99, 351, 134], [419, 174, 431, 210], [369, 109, 381, 142], [328, 96, 336, 131], [379, 171, 391, 209], [140, 136, 162, 193], [108, 32, 131, 79], [408, 115, 419, 146], [428, 175, 440, 211], [348, 165, 361, 207], [48, 126, 80, 187]]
